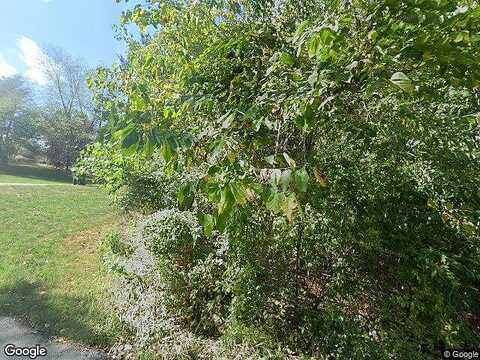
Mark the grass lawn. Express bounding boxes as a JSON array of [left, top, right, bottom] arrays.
[[0, 163, 72, 184], [0, 164, 122, 348]]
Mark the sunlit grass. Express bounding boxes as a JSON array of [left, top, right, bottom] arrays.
[[0, 165, 122, 348]]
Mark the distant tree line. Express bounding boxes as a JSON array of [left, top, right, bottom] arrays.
[[0, 47, 97, 170]]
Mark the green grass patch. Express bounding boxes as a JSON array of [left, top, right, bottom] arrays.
[[0, 163, 71, 184], [0, 183, 122, 348]]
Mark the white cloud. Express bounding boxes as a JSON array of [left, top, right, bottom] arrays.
[[0, 54, 17, 78], [17, 36, 47, 85]]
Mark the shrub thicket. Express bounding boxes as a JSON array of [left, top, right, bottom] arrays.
[[79, 0, 480, 358]]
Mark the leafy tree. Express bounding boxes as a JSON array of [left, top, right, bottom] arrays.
[[82, 0, 480, 358], [40, 46, 94, 121], [0, 75, 38, 163], [39, 47, 96, 169], [40, 110, 94, 169]]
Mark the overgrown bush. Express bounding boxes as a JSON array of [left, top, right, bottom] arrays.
[[77, 143, 181, 212], [83, 0, 480, 358]]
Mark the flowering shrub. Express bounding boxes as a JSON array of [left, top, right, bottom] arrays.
[[85, 0, 480, 358]]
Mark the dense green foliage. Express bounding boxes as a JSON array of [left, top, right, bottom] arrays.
[[40, 47, 97, 170], [41, 110, 95, 170], [79, 0, 480, 358], [0, 76, 39, 163]]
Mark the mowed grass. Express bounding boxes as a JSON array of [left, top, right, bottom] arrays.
[[0, 163, 72, 184], [0, 165, 122, 348]]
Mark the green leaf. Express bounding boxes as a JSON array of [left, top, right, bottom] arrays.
[[206, 182, 221, 202], [462, 222, 477, 236], [143, 137, 154, 157], [454, 31, 470, 43], [294, 168, 310, 193], [86, 78, 95, 89], [121, 128, 139, 149], [230, 182, 247, 206], [307, 35, 321, 58], [160, 142, 174, 162], [294, 104, 315, 130], [218, 186, 234, 214], [266, 189, 284, 214], [113, 123, 135, 143], [294, 20, 310, 40], [390, 72, 414, 92], [130, 92, 148, 111], [368, 30, 378, 42], [215, 212, 227, 232], [207, 165, 220, 175], [282, 193, 298, 222], [178, 183, 195, 209], [319, 28, 336, 46], [265, 154, 276, 166], [279, 52, 294, 66], [199, 213, 215, 237]]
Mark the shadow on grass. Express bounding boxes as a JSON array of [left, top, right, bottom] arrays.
[[0, 163, 71, 183], [0, 280, 117, 348]]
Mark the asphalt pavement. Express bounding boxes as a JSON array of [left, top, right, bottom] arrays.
[[0, 317, 106, 360]]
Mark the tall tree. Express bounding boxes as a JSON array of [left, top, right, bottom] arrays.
[[0, 75, 37, 163], [40, 47, 93, 121], [38, 47, 95, 169]]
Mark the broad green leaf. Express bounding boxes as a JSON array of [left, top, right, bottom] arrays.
[[294, 20, 310, 40], [230, 182, 247, 206], [279, 52, 294, 66], [295, 168, 310, 193], [143, 137, 154, 157], [390, 72, 414, 92], [266, 189, 284, 214], [160, 142, 174, 162], [199, 213, 215, 237], [295, 105, 315, 130], [319, 28, 336, 46], [265, 154, 276, 165], [121, 128, 139, 149], [178, 182, 196, 209], [218, 186, 234, 214], [307, 35, 321, 58], [206, 182, 221, 202], [282, 193, 298, 222]]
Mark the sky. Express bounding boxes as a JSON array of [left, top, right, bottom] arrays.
[[0, 0, 141, 85]]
